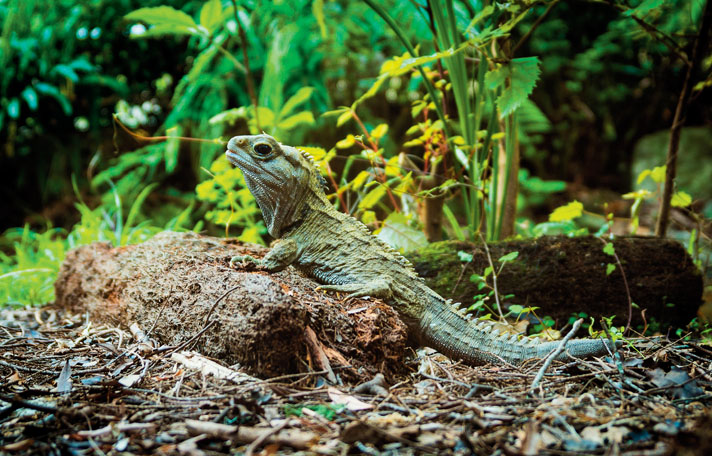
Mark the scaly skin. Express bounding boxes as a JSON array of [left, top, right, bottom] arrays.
[[226, 134, 616, 366]]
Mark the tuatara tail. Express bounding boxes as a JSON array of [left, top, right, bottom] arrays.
[[419, 298, 617, 366]]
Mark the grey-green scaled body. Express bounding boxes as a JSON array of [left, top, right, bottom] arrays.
[[226, 134, 615, 366]]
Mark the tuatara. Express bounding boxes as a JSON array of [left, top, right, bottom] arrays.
[[226, 134, 616, 366]]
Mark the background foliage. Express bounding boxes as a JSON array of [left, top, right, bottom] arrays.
[[1, 0, 710, 307]]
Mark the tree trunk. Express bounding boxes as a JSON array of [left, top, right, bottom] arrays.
[[406, 236, 702, 330]]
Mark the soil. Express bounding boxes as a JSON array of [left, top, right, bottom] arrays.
[[53, 231, 408, 379]]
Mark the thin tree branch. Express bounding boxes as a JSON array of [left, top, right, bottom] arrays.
[[656, 0, 711, 236]]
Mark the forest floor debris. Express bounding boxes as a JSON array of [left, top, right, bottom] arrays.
[[2, 307, 712, 455]]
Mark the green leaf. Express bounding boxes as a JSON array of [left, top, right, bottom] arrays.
[[602, 243, 615, 256], [125, 6, 198, 28], [498, 251, 519, 263], [337, 110, 353, 127], [485, 57, 541, 117], [52, 64, 79, 82], [130, 24, 197, 38], [549, 200, 583, 222], [358, 184, 387, 210], [457, 251, 473, 263], [34, 82, 72, 115], [21, 87, 38, 110], [200, 0, 223, 33], [624, 0, 664, 17], [650, 165, 666, 183], [279, 87, 314, 118], [7, 98, 20, 119], [671, 191, 692, 207], [277, 111, 315, 130], [312, 0, 327, 38], [606, 263, 616, 276]]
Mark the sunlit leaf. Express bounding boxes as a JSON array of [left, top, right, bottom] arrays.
[[671, 191, 692, 207], [358, 184, 387, 210], [279, 87, 314, 118], [549, 200, 583, 222], [277, 111, 314, 130], [650, 165, 666, 183], [200, 0, 223, 33], [300, 146, 327, 161], [606, 263, 616, 275], [125, 6, 198, 29], [337, 110, 353, 127], [312, 0, 327, 38], [371, 123, 388, 139], [336, 134, 356, 149]]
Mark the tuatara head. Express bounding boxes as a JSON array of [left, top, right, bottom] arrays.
[[226, 134, 317, 238]]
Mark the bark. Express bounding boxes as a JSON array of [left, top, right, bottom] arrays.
[[54, 232, 408, 378], [406, 236, 702, 330]]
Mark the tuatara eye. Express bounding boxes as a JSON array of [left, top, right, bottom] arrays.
[[254, 143, 272, 156]]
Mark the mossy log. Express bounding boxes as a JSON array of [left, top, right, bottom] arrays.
[[405, 236, 702, 330], [54, 232, 407, 378]]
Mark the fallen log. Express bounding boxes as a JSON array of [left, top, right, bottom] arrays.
[[405, 236, 702, 330], [54, 231, 408, 378]]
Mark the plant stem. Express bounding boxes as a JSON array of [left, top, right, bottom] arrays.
[[230, 0, 260, 132], [656, 0, 711, 236]]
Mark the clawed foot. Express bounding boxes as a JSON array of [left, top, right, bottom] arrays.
[[229, 255, 262, 269]]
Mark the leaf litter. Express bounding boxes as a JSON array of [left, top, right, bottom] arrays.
[[1, 306, 711, 455]]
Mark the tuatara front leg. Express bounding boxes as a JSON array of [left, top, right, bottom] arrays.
[[230, 238, 298, 272]]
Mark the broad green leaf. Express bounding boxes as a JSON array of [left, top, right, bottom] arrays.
[[7, 98, 20, 119], [376, 212, 427, 252], [361, 210, 376, 225], [650, 165, 666, 183], [371, 123, 389, 139], [624, 0, 664, 16], [280, 87, 314, 118], [358, 184, 387, 210], [549, 200, 583, 222], [485, 57, 541, 117], [200, 0, 223, 33], [606, 263, 616, 276], [277, 111, 314, 130], [21, 87, 38, 110], [336, 134, 356, 149], [164, 126, 181, 173], [458, 251, 473, 262], [671, 191, 692, 207], [52, 64, 79, 82], [498, 251, 519, 263], [125, 6, 198, 29], [602, 243, 615, 256], [209, 107, 246, 125], [336, 110, 352, 127], [351, 171, 371, 191]]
